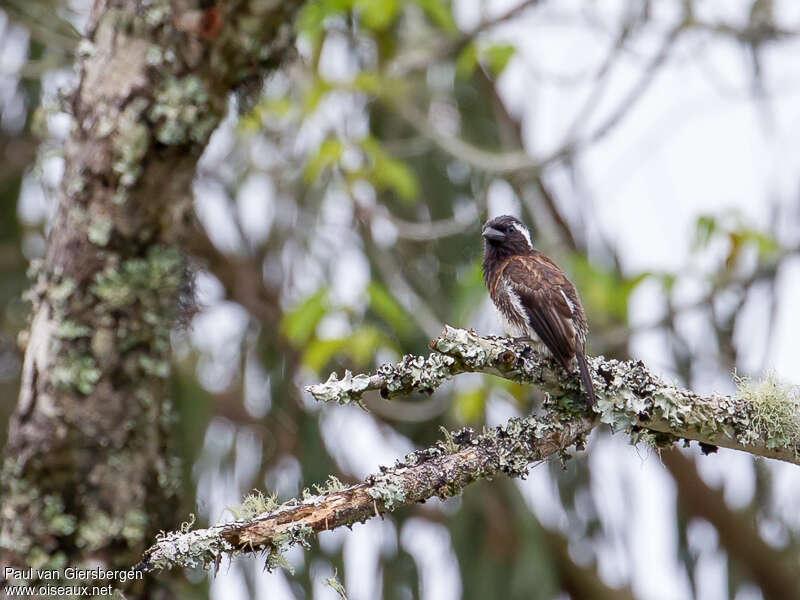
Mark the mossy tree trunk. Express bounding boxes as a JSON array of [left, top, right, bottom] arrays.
[[0, 0, 302, 596]]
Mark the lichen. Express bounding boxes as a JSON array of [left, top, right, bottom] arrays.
[[88, 217, 114, 246], [366, 475, 406, 510], [736, 373, 800, 450], [56, 320, 92, 339], [143, 526, 237, 571], [227, 490, 279, 521], [148, 75, 218, 145], [313, 474, 347, 494], [52, 354, 102, 394], [306, 370, 373, 405], [112, 98, 150, 190]]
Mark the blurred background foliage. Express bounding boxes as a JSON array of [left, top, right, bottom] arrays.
[[2, 0, 800, 598]]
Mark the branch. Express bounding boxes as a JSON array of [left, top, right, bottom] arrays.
[[138, 405, 593, 572], [308, 327, 800, 465], [139, 326, 800, 573], [663, 450, 800, 598]]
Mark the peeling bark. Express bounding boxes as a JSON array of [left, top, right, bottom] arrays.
[[0, 0, 303, 595]]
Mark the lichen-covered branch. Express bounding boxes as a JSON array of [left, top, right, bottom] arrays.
[[309, 327, 800, 465], [1, 0, 303, 593], [138, 406, 593, 572], [139, 326, 800, 574]]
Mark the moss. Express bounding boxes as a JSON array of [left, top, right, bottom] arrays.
[[737, 373, 800, 450]]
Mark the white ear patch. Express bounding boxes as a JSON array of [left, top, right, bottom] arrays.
[[512, 222, 532, 248]]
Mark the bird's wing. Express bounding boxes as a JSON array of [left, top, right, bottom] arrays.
[[501, 254, 579, 367]]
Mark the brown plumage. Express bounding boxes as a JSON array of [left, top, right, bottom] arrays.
[[481, 215, 595, 408]]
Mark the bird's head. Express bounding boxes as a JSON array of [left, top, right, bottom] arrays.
[[482, 215, 533, 255]]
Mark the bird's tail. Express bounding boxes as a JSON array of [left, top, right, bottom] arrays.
[[575, 352, 596, 409]]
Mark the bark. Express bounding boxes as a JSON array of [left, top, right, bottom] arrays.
[[0, 0, 302, 596]]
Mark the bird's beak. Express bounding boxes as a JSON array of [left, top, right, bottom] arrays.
[[482, 226, 505, 242]]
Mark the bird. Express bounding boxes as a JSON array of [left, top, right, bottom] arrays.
[[481, 215, 596, 408]]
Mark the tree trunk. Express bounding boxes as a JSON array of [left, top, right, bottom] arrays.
[[0, 0, 301, 596]]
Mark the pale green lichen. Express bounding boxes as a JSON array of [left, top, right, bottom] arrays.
[[266, 524, 313, 573], [149, 75, 217, 145], [139, 355, 170, 377], [56, 320, 92, 339], [326, 569, 349, 600], [88, 217, 114, 246], [378, 352, 457, 397], [306, 370, 373, 405], [227, 490, 279, 521], [313, 474, 347, 495], [91, 246, 183, 310], [48, 278, 77, 304], [52, 355, 102, 394], [737, 373, 800, 450], [144, 526, 237, 571], [112, 98, 150, 190], [366, 475, 406, 510]]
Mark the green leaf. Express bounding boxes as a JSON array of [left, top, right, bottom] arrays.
[[455, 43, 478, 79], [414, 0, 457, 32], [280, 289, 329, 347], [453, 386, 486, 423], [694, 214, 717, 249], [484, 43, 516, 76], [367, 281, 414, 337], [353, 72, 383, 94], [304, 78, 334, 112], [356, 0, 400, 30], [451, 261, 486, 323], [302, 326, 388, 371], [345, 326, 386, 365], [297, 0, 354, 43], [569, 255, 649, 324], [305, 138, 344, 182], [361, 137, 418, 201], [303, 338, 348, 371]]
